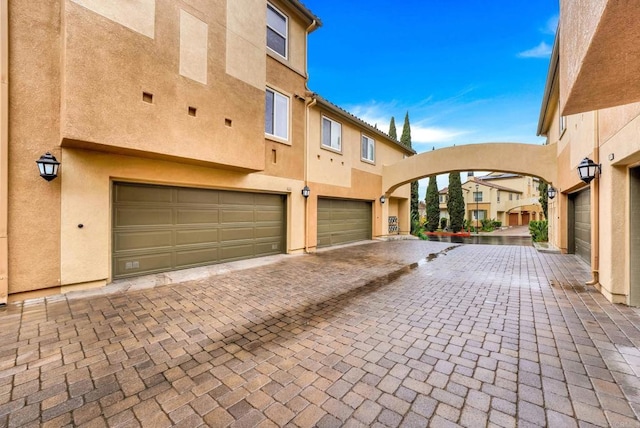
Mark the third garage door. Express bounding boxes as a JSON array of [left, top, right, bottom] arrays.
[[572, 188, 591, 264], [317, 198, 372, 247], [112, 183, 285, 279]]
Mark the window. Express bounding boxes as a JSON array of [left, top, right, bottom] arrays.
[[439, 195, 448, 204], [265, 88, 289, 140], [472, 210, 486, 220], [517, 194, 520, 200], [559, 102, 566, 136], [509, 193, 513, 201], [267, 4, 287, 58], [497, 191, 501, 202], [473, 191, 483, 202], [361, 135, 375, 162], [322, 116, 342, 151]]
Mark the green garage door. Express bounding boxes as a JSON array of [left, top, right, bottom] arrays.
[[317, 198, 372, 248], [573, 188, 591, 264], [113, 183, 285, 279]]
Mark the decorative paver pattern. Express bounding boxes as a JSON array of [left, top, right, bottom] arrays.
[[1, 241, 640, 427]]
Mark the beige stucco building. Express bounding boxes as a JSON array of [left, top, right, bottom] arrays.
[[0, 1, 412, 302], [438, 173, 542, 228], [538, 1, 640, 305]]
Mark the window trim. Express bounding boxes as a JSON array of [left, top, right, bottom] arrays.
[[265, 86, 290, 143], [321, 115, 343, 153], [267, 2, 288, 60], [361, 134, 375, 163], [473, 191, 483, 202]]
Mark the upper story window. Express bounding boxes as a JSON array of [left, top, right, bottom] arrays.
[[265, 87, 289, 140], [322, 116, 342, 151], [509, 193, 513, 201], [559, 102, 566, 136], [361, 135, 375, 162], [439, 195, 448, 203], [267, 4, 288, 58], [497, 191, 501, 202], [473, 191, 483, 202]]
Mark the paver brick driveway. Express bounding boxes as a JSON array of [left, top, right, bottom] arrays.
[[1, 241, 640, 427]]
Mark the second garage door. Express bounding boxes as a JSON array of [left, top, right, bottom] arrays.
[[317, 198, 372, 247], [112, 183, 285, 279]]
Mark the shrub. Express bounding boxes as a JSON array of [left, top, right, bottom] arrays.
[[529, 220, 549, 242]]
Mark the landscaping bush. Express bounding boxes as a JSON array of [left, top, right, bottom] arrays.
[[529, 220, 549, 242]]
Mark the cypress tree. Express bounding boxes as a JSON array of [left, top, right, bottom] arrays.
[[389, 117, 397, 140], [400, 112, 411, 149], [426, 176, 440, 232], [400, 112, 420, 233], [447, 172, 465, 232]]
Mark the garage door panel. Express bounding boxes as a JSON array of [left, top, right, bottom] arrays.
[[255, 241, 281, 253], [220, 243, 255, 260], [175, 247, 219, 268], [114, 230, 173, 252], [113, 183, 284, 279], [260, 210, 284, 222], [220, 191, 255, 205], [221, 209, 254, 223], [115, 184, 173, 204], [221, 227, 254, 241], [176, 187, 220, 204], [177, 209, 220, 225], [175, 229, 219, 246], [115, 208, 173, 227], [114, 252, 173, 278], [255, 226, 282, 239]]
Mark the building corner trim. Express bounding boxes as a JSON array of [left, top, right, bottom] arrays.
[[0, 0, 9, 305]]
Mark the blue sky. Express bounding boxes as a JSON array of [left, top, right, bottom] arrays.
[[303, 1, 559, 191]]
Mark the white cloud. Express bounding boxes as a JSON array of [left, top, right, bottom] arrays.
[[518, 42, 552, 59], [345, 102, 469, 145], [542, 15, 559, 35]]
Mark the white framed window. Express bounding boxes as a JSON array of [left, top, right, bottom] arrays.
[[472, 210, 487, 220], [322, 116, 342, 151], [509, 193, 513, 201], [361, 135, 375, 162], [439, 195, 447, 203], [265, 87, 289, 140], [267, 3, 287, 58], [473, 191, 483, 202]]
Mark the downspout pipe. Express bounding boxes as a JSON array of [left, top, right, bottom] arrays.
[[302, 19, 317, 254], [0, 0, 9, 305], [586, 110, 600, 286]]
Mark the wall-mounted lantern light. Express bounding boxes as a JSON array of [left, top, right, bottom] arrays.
[[577, 157, 600, 184], [36, 152, 60, 181], [301, 185, 310, 198], [380, 195, 386, 204], [547, 186, 556, 200]]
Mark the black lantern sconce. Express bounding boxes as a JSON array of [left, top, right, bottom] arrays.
[[301, 185, 310, 198], [577, 157, 600, 184], [380, 195, 386, 204], [547, 186, 556, 200], [36, 152, 60, 181]]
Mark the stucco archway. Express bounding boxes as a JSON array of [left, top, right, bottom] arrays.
[[382, 143, 557, 195]]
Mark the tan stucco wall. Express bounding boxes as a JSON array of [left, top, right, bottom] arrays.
[[62, 0, 266, 171], [560, 0, 640, 114], [8, 2, 63, 293], [59, 149, 307, 288]]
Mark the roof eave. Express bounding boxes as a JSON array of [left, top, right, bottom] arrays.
[[537, 32, 560, 136]]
